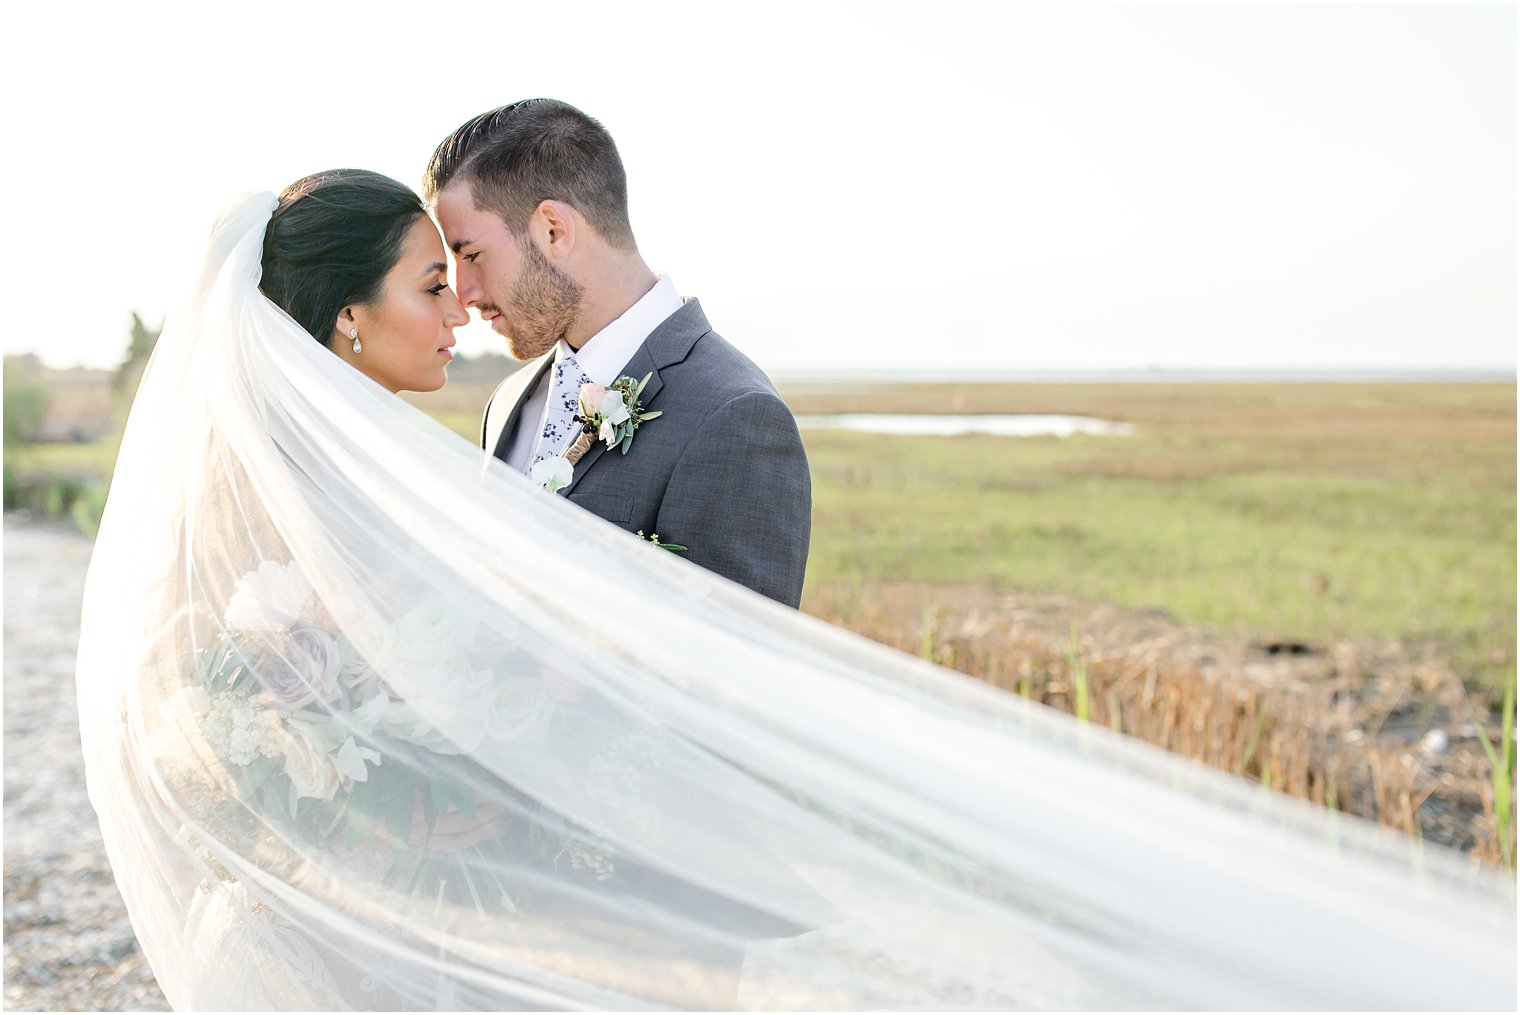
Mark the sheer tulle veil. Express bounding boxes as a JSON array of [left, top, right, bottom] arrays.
[[76, 192, 1515, 1010]]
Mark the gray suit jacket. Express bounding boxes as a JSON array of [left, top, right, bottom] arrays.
[[482, 299, 811, 608]]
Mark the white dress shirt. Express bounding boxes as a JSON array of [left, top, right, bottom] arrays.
[[505, 274, 683, 472]]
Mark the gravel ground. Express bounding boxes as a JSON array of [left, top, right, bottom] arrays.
[[4, 514, 169, 1012]]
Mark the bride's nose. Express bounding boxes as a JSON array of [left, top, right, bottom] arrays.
[[443, 292, 468, 328]]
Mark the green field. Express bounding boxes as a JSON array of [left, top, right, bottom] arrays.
[[15, 379, 1516, 692], [785, 382, 1515, 693]]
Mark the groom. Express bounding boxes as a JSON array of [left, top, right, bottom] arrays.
[[424, 99, 811, 608]]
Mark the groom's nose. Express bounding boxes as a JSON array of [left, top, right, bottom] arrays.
[[454, 269, 483, 308]]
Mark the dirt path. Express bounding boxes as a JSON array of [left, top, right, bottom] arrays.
[[3, 514, 168, 1012]]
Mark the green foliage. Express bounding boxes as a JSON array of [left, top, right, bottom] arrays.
[[5, 470, 106, 532], [11, 432, 120, 532], [114, 311, 161, 397], [1236, 705, 1270, 777], [3, 358, 52, 448], [1065, 624, 1090, 723], [70, 482, 110, 536], [1475, 675, 1516, 868]]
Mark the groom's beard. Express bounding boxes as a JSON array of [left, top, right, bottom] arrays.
[[489, 236, 583, 361]]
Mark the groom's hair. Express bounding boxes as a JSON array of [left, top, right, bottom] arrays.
[[423, 99, 636, 251]]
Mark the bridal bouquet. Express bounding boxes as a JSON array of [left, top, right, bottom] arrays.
[[155, 559, 613, 914]]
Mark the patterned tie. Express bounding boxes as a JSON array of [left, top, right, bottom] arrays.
[[529, 354, 595, 469]]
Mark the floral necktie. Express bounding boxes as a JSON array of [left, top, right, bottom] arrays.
[[529, 354, 595, 470]]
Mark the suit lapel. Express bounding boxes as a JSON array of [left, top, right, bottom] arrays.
[[488, 354, 554, 464], [564, 345, 664, 494], [561, 300, 710, 496]]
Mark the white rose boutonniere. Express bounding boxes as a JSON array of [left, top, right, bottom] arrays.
[[529, 374, 659, 492], [530, 455, 574, 492], [567, 373, 661, 464]]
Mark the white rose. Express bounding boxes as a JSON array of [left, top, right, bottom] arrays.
[[394, 598, 478, 662], [226, 560, 313, 631], [530, 455, 574, 492], [599, 391, 631, 425], [381, 659, 493, 754], [486, 677, 550, 745], [339, 649, 380, 699], [598, 419, 618, 446], [280, 716, 341, 802]]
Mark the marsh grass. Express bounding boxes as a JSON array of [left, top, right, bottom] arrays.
[[787, 380, 1514, 863], [814, 581, 1515, 864], [1475, 676, 1516, 868], [789, 381, 1515, 695]]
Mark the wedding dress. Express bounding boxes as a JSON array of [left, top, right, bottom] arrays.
[[77, 192, 1515, 1011]]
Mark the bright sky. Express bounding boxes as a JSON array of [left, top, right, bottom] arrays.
[[4, 1, 1514, 373]]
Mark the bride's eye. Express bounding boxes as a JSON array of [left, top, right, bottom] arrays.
[[427, 283, 451, 295]]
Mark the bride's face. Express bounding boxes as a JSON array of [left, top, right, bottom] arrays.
[[338, 218, 469, 393]]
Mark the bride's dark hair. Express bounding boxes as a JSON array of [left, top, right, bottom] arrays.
[[260, 169, 426, 347]]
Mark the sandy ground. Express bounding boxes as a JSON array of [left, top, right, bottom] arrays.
[[4, 514, 169, 1012]]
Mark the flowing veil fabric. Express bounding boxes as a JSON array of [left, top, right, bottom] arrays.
[[77, 193, 1514, 1011]]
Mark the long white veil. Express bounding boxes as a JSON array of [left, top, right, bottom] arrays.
[[77, 192, 1515, 1011]]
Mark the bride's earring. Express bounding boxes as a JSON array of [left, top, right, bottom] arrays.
[[350, 328, 362, 354]]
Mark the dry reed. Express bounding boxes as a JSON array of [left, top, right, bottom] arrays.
[[806, 582, 1514, 865]]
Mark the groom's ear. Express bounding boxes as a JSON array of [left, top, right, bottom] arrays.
[[532, 200, 577, 260]]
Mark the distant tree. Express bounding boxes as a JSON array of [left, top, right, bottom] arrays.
[[4, 355, 52, 448], [115, 311, 161, 396]]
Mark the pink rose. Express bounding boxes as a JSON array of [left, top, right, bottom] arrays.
[[578, 383, 608, 414]]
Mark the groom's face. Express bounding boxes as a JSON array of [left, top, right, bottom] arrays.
[[434, 184, 582, 361]]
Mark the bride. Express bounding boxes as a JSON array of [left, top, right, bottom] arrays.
[[77, 170, 1514, 1011]]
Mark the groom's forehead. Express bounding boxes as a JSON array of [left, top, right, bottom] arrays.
[[435, 188, 492, 250]]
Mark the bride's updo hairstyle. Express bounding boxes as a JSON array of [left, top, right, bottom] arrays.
[[259, 169, 427, 347]]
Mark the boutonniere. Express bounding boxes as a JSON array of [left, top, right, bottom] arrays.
[[529, 373, 661, 493], [636, 530, 687, 553], [567, 373, 662, 464]]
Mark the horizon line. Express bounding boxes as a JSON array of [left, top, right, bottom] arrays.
[[8, 350, 1515, 382]]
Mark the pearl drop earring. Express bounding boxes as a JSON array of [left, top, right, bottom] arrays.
[[350, 328, 362, 354]]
